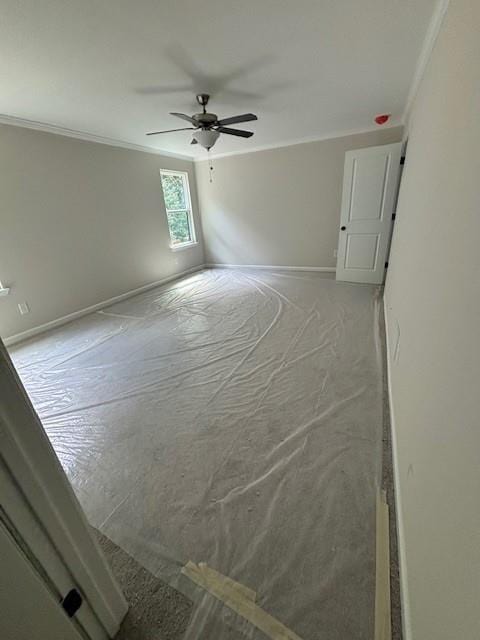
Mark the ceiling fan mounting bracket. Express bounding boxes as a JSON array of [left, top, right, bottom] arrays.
[[196, 93, 210, 112]]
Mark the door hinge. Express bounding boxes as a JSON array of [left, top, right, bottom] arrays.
[[392, 213, 396, 220], [61, 588, 83, 618], [400, 156, 406, 165], [385, 261, 389, 268]]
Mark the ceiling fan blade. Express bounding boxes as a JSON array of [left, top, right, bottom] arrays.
[[146, 127, 194, 136], [216, 126, 254, 138], [170, 112, 198, 125], [216, 113, 257, 126]]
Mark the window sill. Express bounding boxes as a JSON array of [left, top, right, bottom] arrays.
[[169, 241, 198, 252]]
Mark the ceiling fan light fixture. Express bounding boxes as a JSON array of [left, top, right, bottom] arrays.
[[193, 129, 220, 150]]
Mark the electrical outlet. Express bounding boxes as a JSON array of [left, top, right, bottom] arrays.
[[18, 302, 30, 315], [333, 249, 338, 258]]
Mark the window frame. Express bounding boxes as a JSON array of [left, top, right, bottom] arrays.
[[159, 169, 197, 250]]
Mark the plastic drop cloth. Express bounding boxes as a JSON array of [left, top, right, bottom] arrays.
[[10, 268, 383, 640]]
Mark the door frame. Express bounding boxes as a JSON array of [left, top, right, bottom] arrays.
[[0, 515, 85, 640], [384, 139, 408, 269], [0, 340, 127, 639]]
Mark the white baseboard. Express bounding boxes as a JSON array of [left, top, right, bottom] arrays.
[[207, 262, 336, 273], [383, 297, 412, 640], [4, 264, 206, 347]]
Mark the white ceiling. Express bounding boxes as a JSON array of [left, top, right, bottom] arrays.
[[0, 0, 438, 158]]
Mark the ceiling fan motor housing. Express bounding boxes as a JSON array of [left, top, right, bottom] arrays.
[[193, 112, 218, 126]]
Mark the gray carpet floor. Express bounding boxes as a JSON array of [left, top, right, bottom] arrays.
[[13, 269, 388, 639], [95, 306, 402, 640], [95, 530, 192, 640], [93, 297, 402, 640], [82, 284, 399, 640]]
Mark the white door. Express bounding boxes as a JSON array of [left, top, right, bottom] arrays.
[[336, 142, 402, 284], [0, 520, 83, 640]]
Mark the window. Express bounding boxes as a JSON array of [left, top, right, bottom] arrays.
[[160, 169, 196, 248]]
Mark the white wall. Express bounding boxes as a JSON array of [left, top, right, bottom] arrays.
[[384, 1, 480, 638], [195, 127, 403, 268], [0, 124, 204, 340]]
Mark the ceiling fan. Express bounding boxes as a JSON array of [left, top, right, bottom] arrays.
[[146, 93, 257, 150]]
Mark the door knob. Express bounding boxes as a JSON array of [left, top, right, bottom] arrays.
[[341, 226, 346, 231]]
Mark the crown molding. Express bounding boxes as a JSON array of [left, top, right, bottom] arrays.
[[0, 113, 404, 165], [402, 0, 450, 125], [193, 123, 403, 162], [0, 113, 194, 161]]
